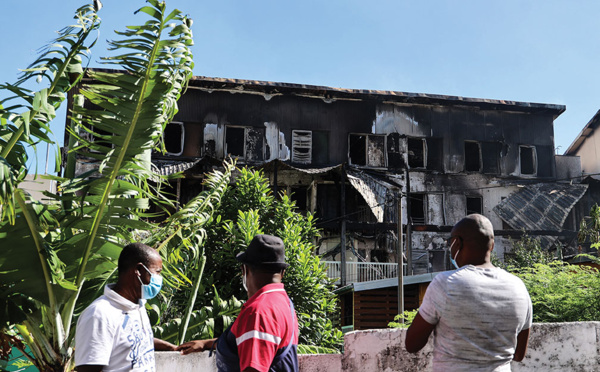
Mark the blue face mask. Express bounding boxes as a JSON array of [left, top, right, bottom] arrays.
[[138, 263, 163, 300], [450, 249, 461, 269]]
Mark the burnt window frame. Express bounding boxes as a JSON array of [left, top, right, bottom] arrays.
[[348, 133, 387, 168], [519, 145, 537, 176], [466, 195, 483, 215], [464, 140, 482, 172], [407, 137, 427, 169], [163, 121, 185, 156], [224, 125, 265, 163]]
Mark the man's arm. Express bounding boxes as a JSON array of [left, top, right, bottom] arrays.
[[176, 338, 217, 355], [75, 366, 103, 372], [154, 337, 177, 351], [513, 328, 530, 362], [405, 312, 436, 353]]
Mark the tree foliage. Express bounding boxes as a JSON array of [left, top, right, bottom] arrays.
[[188, 167, 344, 350]]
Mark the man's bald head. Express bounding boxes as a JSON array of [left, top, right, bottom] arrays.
[[452, 214, 494, 253]]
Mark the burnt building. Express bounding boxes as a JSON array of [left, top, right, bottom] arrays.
[[66, 69, 587, 294]]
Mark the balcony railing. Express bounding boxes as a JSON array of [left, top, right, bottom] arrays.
[[323, 261, 404, 285]]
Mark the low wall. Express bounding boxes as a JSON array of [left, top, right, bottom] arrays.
[[156, 322, 600, 371]]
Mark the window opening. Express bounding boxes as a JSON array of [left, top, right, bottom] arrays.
[[409, 194, 426, 224], [408, 137, 426, 168], [466, 196, 483, 215], [520, 146, 536, 175], [164, 122, 184, 156], [349, 134, 366, 166], [225, 126, 245, 158], [464, 141, 482, 172], [349, 134, 386, 167]]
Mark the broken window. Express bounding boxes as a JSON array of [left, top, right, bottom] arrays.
[[408, 137, 426, 168], [520, 145, 537, 175], [466, 196, 483, 215], [464, 141, 482, 172], [409, 194, 426, 225], [349, 134, 386, 167], [164, 121, 184, 156], [225, 126, 264, 162]]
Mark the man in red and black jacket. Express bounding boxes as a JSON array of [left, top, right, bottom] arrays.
[[178, 234, 299, 372]]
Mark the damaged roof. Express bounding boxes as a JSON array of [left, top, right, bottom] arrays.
[[187, 75, 565, 116], [493, 183, 588, 248], [80, 68, 566, 117]]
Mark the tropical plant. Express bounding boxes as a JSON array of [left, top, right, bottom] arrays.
[[388, 309, 418, 329], [0, 1, 194, 370], [195, 167, 344, 350], [578, 203, 600, 250], [514, 262, 600, 323], [502, 233, 556, 270]]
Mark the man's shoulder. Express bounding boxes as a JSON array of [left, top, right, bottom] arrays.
[[81, 295, 123, 319]]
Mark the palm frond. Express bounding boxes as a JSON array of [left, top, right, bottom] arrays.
[[0, 4, 101, 223]]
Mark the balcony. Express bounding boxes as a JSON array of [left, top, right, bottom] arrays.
[[323, 261, 404, 285]]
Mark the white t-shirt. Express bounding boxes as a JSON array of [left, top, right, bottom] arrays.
[[75, 284, 155, 372], [419, 265, 533, 372]]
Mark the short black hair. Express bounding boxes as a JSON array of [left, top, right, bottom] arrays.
[[118, 242, 157, 275]]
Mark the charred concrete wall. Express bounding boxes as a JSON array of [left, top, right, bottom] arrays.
[[170, 89, 557, 179]]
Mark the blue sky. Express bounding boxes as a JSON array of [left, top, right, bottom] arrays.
[[1, 0, 599, 173]]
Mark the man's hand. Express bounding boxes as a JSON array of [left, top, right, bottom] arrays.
[[176, 338, 217, 355]]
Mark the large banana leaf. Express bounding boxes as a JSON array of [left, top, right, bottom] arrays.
[[0, 3, 101, 225], [0, 1, 194, 370]]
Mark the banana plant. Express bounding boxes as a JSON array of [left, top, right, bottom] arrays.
[[0, 1, 194, 370]]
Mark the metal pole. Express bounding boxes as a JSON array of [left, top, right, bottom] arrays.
[[340, 167, 347, 286], [397, 192, 404, 321]]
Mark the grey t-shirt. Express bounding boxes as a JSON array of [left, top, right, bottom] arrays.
[[419, 265, 533, 372]]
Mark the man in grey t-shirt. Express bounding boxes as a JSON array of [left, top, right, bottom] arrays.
[[405, 214, 532, 372]]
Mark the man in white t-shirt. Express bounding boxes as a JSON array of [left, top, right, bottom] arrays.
[[75, 243, 177, 372], [405, 214, 533, 372]]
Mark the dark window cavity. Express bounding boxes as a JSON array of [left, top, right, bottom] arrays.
[[520, 146, 536, 175], [408, 137, 426, 168], [225, 126, 245, 157], [349, 134, 386, 167], [426, 137, 444, 171], [409, 194, 426, 225], [225, 126, 264, 162], [464, 141, 482, 172], [164, 122, 184, 156], [466, 196, 483, 215], [290, 186, 308, 211]]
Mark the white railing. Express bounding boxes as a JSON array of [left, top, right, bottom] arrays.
[[322, 261, 402, 285]]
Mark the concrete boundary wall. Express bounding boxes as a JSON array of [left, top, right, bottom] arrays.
[[156, 322, 600, 371]]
